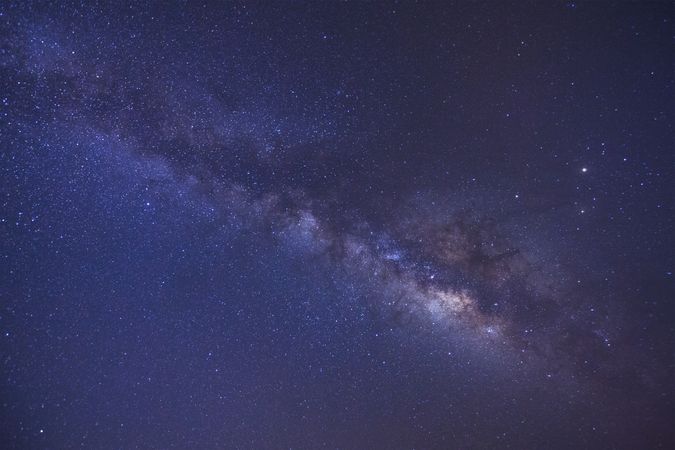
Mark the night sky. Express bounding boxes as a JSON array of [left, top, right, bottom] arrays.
[[1, 1, 673, 449]]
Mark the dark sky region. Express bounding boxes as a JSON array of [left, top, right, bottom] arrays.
[[0, 1, 673, 449]]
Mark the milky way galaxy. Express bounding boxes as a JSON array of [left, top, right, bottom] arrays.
[[1, 2, 673, 449]]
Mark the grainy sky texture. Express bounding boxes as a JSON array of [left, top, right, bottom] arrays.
[[1, 1, 673, 449]]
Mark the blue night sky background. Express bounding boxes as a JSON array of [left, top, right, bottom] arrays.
[[0, 1, 673, 449]]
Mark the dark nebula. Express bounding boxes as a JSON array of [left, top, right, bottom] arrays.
[[1, 1, 673, 449]]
